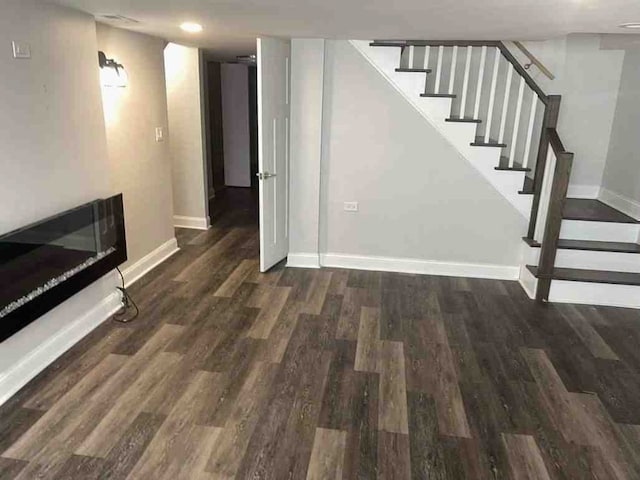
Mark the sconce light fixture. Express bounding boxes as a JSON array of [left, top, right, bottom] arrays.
[[98, 51, 128, 87]]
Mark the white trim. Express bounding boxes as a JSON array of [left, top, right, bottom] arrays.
[[320, 253, 519, 280], [549, 280, 640, 309], [561, 220, 640, 243], [120, 238, 180, 287], [599, 187, 640, 221], [287, 253, 321, 269], [526, 245, 640, 274], [173, 215, 211, 230], [518, 264, 537, 299], [567, 184, 600, 199], [0, 292, 121, 406]]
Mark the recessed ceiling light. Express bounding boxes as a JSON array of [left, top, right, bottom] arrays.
[[619, 22, 640, 29], [180, 22, 203, 33]]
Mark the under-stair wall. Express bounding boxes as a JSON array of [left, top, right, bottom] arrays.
[[288, 40, 527, 278]]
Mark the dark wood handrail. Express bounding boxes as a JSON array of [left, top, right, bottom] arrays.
[[370, 40, 549, 103], [496, 42, 548, 104], [548, 128, 567, 154]]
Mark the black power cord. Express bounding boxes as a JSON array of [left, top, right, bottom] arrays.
[[113, 266, 139, 323]]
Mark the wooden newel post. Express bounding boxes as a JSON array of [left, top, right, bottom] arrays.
[[527, 95, 561, 240], [536, 148, 573, 302]]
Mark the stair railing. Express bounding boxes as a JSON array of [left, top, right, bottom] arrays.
[[374, 40, 550, 175], [372, 40, 575, 302]]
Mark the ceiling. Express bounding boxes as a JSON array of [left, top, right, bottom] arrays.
[[54, 0, 640, 59]]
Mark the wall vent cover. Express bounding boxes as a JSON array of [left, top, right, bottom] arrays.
[[98, 14, 140, 24]]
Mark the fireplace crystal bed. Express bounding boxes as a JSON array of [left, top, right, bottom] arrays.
[[0, 194, 126, 341]]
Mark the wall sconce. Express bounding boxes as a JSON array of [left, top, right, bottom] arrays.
[[98, 51, 128, 87]]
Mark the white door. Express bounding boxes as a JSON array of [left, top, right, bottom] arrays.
[[257, 37, 291, 272]]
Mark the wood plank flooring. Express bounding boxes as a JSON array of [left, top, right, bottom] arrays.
[[3, 189, 640, 478]]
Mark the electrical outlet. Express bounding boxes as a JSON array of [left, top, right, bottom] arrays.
[[12, 41, 31, 59], [155, 127, 164, 142], [343, 201, 359, 212]]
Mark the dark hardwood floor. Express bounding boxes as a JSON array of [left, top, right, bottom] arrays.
[[2, 189, 640, 479]]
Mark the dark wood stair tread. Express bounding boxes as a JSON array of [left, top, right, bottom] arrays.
[[523, 237, 640, 254], [446, 116, 481, 123], [421, 93, 457, 98], [527, 265, 640, 286], [470, 136, 506, 147], [370, 41, 407, 47], [519, 176, 534, 195], [563, 199, 639, 224], [395, 68, 431, 73], [496, 166, 531, 172], [495, 156, 530, 172]]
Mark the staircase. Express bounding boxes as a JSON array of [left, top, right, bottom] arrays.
[[353, 39, 640, 309]]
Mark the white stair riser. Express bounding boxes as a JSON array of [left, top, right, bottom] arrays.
[[560, 220, 640, 243], [518, 264, 537, 299], [416, 97, 454, 121], [525, 246, 640, 274], [519, 262, 640, 309], [549, 281, 640, 309]]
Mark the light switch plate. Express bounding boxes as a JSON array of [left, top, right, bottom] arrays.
[[12, 41, 31, 59], [155, 127, 164, 142], [343, 201, 359, 212]]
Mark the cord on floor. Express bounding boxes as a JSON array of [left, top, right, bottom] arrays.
[[113, 266, 140, 323]]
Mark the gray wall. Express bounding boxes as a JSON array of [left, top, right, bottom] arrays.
[[289, 39, 325, 258], [164, 43, 209, 225], [291, 41, 527, 268], [221, 63, 252, 187], [601, 44, 640, 210], [96, 24, 176, 270], [519, 34, 626, 195], [0, 1, 116, 391]]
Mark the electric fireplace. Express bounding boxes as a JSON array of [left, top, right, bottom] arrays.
[[0, 194, 127, 342]]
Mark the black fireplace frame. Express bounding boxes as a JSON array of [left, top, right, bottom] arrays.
[[0, 194, 127, 342]]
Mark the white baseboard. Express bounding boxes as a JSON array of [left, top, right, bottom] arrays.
[[173, 215, 211, 230], [287, 253, 321, 269], [121, 238, 180, 287], [0, 292, 121, 406], [320, 253, 519, 280], [567, 184, 600, 199], [599, 187, 640, 221]]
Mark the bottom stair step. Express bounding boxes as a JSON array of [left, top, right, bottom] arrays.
[[523, 237, 640, 254], [526, 265, 640, 286]]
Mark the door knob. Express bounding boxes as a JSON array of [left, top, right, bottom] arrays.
[[257, 172, 277, 180]]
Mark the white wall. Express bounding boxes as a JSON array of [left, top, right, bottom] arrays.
[[164, 43, 210, 228], [0, 1, 120, 403], [518, 34, 625, 196], [289, 40, 526, 274], [97, 24, 177, 275], [288, 39, 325, 264], [600, 36, 640, 219], [221, 63, 252, 187]]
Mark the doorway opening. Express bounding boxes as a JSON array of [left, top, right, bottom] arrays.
[[204, 58, 259, 229]]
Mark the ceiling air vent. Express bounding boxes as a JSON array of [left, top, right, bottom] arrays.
[[98, 14, 140, 24]]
